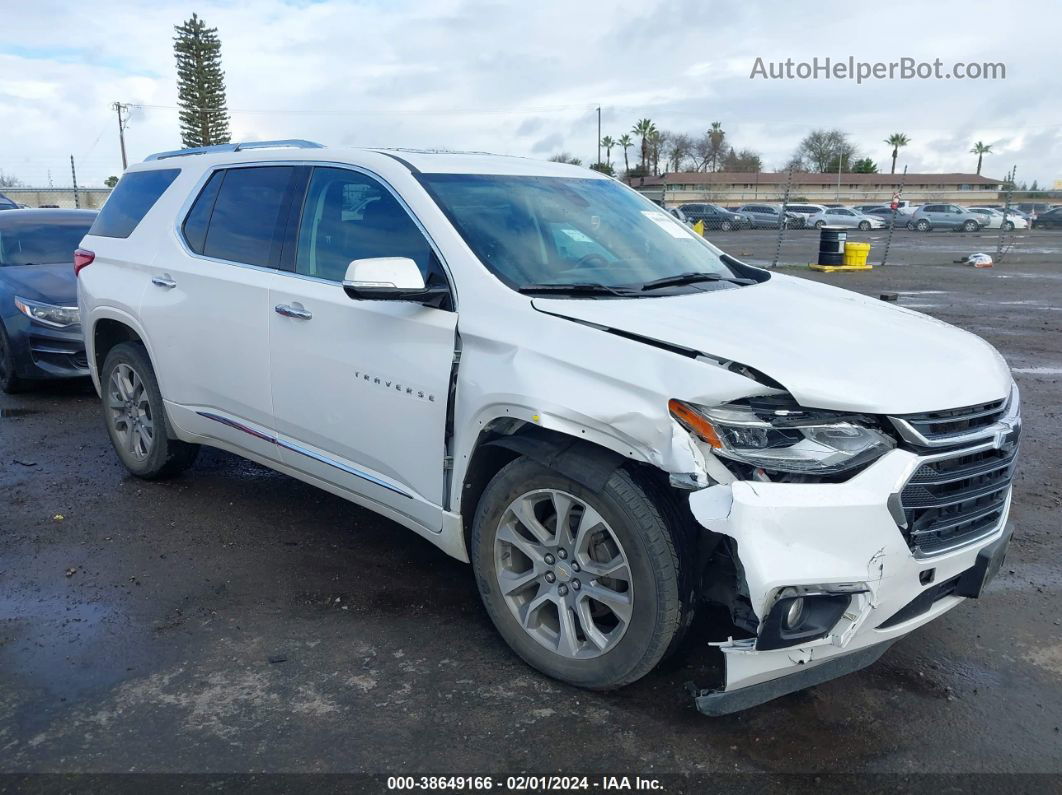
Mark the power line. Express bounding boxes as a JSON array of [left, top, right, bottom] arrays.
[[130, 102, 600, 117]]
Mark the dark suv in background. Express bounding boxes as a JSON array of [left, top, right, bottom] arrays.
[[677, 203, 750, 231]]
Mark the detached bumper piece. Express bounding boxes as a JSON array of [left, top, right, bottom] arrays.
[[694, 640, 895, 716]]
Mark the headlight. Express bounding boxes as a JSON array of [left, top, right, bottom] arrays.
[[669, 398, 895, 475], [14, 296, 80, 328]]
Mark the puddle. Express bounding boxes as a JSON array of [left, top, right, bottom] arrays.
[[0, 408, 40, 418]]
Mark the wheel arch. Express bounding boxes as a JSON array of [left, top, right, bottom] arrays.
[[458, 421, 635, 558]]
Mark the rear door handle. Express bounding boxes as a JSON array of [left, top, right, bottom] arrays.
[[274, 303, 312, 320], [151, 275, 177, 289]]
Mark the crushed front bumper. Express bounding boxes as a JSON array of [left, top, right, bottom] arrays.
[[687, 445, 1014, 714]]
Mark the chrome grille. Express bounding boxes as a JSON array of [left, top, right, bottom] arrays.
[[893, 399, 1007, 444], [899, 444, 1017, 555]]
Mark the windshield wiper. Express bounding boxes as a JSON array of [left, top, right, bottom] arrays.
[[518, 282, 638, 297], [639, 272, 755, 291]]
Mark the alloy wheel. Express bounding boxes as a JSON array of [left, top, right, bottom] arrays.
[[494, 489, 634, 659], [107, 363, 155, 461]]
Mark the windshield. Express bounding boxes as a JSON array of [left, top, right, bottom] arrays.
[[0, 221, 93, 267], [421, 174, 750, 293]]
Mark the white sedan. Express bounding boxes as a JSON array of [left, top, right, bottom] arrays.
[[805, 206, 887, 230], [968, 207, 1028, 230]]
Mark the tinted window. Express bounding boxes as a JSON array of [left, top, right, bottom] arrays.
[[182, 171, 224, 254], [295, 167, 435, 283], [203, 167, 298, 268], [0, 218, 95, 266], [88, 169, 179, 238]]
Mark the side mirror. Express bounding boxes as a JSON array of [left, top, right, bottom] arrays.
[[341, 257, 448, 306]]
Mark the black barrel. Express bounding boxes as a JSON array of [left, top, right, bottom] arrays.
[[818, 226, 847, 266]]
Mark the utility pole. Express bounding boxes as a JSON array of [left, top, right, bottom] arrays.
[[70, 155, 80, 209], [113, 101, 130, 170], [596, 106, 601, 167]]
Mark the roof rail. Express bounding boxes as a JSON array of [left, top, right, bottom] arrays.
[[143, 139, 324, 162]]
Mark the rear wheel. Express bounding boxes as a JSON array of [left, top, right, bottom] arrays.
[[916, 219, 931, 231], [814, 220, 825, 229], [472, 458, 685, 690], [0, 324, 27, 394], [101, 343, 199, 479]]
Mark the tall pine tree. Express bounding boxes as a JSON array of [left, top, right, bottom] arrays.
[[173, 14, 231, 148]]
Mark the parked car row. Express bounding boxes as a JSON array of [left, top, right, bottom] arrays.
[[669, 200, 1059, 232]]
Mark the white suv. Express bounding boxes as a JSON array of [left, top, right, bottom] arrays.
[[76, 140, 1021, 715]]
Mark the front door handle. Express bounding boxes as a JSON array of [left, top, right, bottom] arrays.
[[151, 275, 177, 289], [274, 303, 312, 320]]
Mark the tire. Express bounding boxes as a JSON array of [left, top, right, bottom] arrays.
[[472, 457, 684, 690], [814, 220, 825, 229], [963, 220, 978, 232], [720, 220, 733, 231], [858, 221, 871, 231], [0, 323, 27, 394], [916, 219, 931, 231], [101, 342, 199, 479], [1003, 221, 1014, 231]]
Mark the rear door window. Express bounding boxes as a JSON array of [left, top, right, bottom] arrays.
[[181, 171, 224, 254], [201, 166, 303, 268], [88, 169, 180, 238]]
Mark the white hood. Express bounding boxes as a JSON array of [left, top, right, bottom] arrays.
[[533, 273, 1012, 415]]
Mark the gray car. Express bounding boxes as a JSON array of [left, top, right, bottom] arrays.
[[805, 206, 886, 231], [909, 204, 983, 232], [736, 203, 803, 229]]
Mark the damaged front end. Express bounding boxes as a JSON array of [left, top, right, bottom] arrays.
[[676, 390, 1018, 715]]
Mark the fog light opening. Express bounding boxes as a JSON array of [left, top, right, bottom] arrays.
[[783, 597, 805, 630]]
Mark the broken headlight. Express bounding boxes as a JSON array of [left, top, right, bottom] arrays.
[[669, 398, 895, 475]]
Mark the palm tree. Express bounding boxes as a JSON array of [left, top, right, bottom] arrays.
[[708, 121, 725, 171], [970, 141, 992, 175], [600, 135, 615, 168], [617, 133, 633, 178], [648, 129, 664, 175], [884, 132, 909, 174], [632, 118, 656, 172]]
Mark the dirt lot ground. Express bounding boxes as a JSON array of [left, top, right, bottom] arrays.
[[1, 230, 1060, 782]]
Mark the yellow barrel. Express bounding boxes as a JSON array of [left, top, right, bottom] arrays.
[[843, 241, 871, 267]]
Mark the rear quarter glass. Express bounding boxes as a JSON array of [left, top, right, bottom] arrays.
[[89, 169, 180, 238]]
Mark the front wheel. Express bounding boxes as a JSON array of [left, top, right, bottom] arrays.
[[814, 220, 825, 229], [0, 324, 27, 394], [101, 343, 200, 479], [963, 220, 978, 232], [1003, 221, 1015, 231], [472, 458, 686, 690], [858, 221, 871, 231], [720, 220, 732, 231]]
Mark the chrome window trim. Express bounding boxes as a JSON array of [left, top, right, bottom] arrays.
[[170, 158, 458, 310]]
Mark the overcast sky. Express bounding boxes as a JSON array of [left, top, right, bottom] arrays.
[[1, 0, 1059, 188]]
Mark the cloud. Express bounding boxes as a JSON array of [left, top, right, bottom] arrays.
[[0, 0, 1058, 186]]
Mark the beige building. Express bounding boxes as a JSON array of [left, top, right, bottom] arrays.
[[631, 172, 1002, 207]]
